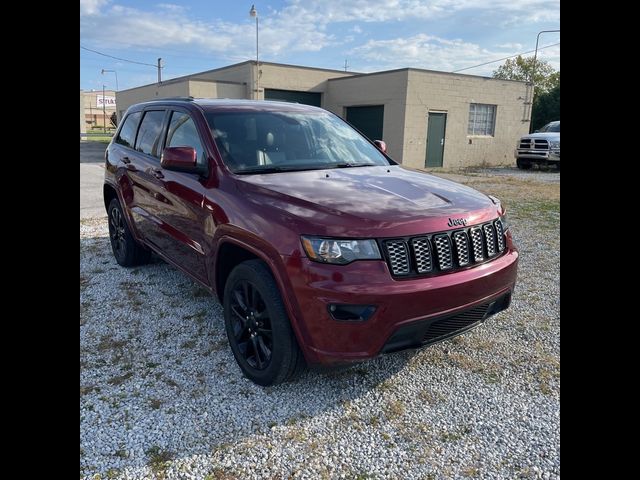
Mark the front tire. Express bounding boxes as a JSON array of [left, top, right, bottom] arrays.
[[107, 198, 151, 267], [223, 260, 306, 386], [516, 158, 532, 170]]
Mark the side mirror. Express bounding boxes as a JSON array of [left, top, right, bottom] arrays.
[[161, 146, 203, 174], [373, 140, 387, 153]]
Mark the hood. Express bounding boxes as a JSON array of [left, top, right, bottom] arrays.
[[235, 165, 499, 237], [522, 132, 560, 141]]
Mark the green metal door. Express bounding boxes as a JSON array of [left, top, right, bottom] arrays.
[[345, 105, 384, 141], [425, 112, 447, 167], [264, 89, 321, 107]]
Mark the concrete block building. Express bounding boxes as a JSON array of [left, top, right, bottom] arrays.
[[115, 61, 530, 169]]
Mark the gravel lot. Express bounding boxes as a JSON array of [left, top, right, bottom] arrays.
[[80, 173, 559, 479]]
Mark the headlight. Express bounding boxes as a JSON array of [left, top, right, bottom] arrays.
[[301, 236, 381, 264], [549, 140, 560, 150]]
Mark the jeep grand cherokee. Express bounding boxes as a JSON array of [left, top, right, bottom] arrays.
[[104, 98, 518, 386]]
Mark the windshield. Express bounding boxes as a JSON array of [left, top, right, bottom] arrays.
[[204, 110, 391, 174], [541, 121, 560, 133]]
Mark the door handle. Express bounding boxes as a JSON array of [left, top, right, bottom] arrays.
[[121, 156, 131, 164], [440, 138, 444, 146], [152, 169, 165, 179]]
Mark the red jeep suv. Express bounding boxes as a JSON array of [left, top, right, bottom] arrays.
[[104, 98, 518, 386]]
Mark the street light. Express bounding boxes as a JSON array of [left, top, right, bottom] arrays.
[[528, 29, 559, 124], [249, 4, 259, 99], [101, 69, 119, 91]]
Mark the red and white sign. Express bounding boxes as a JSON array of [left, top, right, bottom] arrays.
[[97, 95, 116, 108]]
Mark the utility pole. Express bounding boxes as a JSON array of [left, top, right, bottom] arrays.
[[157, 58, 163, 84], [344, 58, 349, 72], [102, 85, 107, 133]]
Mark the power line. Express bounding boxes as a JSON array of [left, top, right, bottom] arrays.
[[452, 42, 560, 73], [80, 45, 160, 68]]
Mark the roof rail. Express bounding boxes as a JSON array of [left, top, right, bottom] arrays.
[[146, 96, 195, 102]]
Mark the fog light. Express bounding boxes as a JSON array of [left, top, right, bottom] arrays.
[[328, 304, 377, 321]]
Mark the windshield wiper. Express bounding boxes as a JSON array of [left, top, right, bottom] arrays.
[[235, 162, 380, 175], [329, 162, 378, 169], [235, 165, 324, 175]]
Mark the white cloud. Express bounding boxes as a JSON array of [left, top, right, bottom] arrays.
[[80, 0, 559, 76], [80, 2, 334, 59], [79, 0, 109, 16], [497, 42, 524, 50], [351, 34, 559, 75]]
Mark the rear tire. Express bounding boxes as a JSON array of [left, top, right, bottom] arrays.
[[516, 159, 532, 170], [223, 259, 306, 386], [107, 198, 151, 267]]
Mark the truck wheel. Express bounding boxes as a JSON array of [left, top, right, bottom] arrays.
[[223, 259, 306, 386], [516, 159, 532, 170], [107, 198, 151, 267]]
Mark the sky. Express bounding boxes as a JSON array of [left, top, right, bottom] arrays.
[[80, 0, 560, 92]]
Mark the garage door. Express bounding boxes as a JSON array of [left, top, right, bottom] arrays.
[[345, 105, 384, 141], [264, 89, 321, 107]]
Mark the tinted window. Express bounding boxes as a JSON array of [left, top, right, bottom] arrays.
[[204, 111, 390, 174], [135, 111, 166, 157], [166, 112, 206, 167], [115, 111, 141, 148]]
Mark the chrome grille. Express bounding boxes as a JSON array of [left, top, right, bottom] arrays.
[[470, 227, 484, 262], [433, 234, 453, 270], [494, 219, 505, 252], [381, 220, 507, 277], [411, 237, 433, 273], [384, 240, 410, 275], [483, 223, 497, 257], [452, 231, 470, 266]]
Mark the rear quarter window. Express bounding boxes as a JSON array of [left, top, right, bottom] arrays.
[[115, 111, 142, 148]]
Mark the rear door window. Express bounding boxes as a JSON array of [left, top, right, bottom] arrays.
[[135, 110, 166, 157], [115, 111, 141, 148]]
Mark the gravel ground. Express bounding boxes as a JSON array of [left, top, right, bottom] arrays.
[[80, 176, 559, 479], [468, 167, 560, 184]]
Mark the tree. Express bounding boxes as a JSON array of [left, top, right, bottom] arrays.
[[109, 112, 118, 128], [493, 55, 559, 94], [531, 84, 560, 132]]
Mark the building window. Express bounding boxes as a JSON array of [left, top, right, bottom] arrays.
[[468, 104, 496, 136]]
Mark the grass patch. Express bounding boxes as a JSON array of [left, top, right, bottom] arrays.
[[97, 335, 128, 352], [461, 466, 480, 477], [192, 286, 210, 298], [107, 372, 133, 386], [146, 446, 174, 478], [80, 385, 100, 396], [440, 425, 472, 442], [205, 468, 237, 480], [384, 399, 406, 420], [184, 310, 208, 322]]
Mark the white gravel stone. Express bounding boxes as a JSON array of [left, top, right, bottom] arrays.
[[80, 173, 559, 479]]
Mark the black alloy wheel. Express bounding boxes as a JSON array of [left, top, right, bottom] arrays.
[[107, 198, 151, 267], [228, 280, 273, 370], [223, 260, 305, 386]]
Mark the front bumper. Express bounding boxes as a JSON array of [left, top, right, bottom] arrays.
[[281, 234, 519, 365], [515, 149, 560, 162]]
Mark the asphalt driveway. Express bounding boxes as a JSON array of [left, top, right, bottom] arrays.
[[80, 141, 108, 219]]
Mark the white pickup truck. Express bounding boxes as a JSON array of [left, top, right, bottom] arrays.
[[515, 121, 560, 170]]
